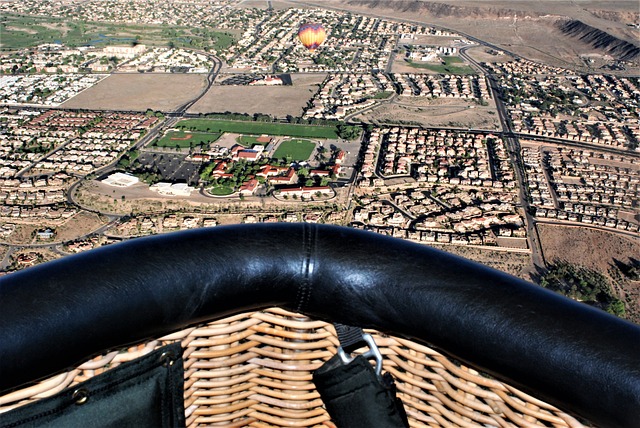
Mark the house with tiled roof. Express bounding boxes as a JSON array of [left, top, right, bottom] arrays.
[[239, 178, 260, 196]]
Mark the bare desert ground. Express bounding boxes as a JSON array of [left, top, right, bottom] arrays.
[[189, 73, 326, 117], [62, 73, 208, 111], [354, 98, 500, 129], [538, 224, 639, 272], [54, 211, 107, 242], [0, 211, 106, 245], [538, 223, 640, 320], [431, 244, 531, 280]]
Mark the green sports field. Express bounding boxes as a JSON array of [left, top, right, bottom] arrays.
[[272, 139, 315, 161], [154, 130, 221, 148], [236, 135, 262, 147], [177, 119, 339, 139], [407, 56, 475, 75]]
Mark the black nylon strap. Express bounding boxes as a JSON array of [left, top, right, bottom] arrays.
[[313, 354, 410, 428], [333, 323, 367, 353]]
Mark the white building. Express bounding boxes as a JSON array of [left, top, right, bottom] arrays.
[[102, 172, 139, 187]]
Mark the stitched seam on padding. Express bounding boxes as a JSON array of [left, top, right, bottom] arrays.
[[295, 223, 315, 313]]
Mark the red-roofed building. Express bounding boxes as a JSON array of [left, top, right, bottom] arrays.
[[233, 150, 261, 162], [211, 161, 233, 178], [257, 165, 288, 178], [310, 169, 330, 177], [249, 75, 283, 86], [269, 168, 297, 185], [239, 178, 260, 195], [190, 153, 211, 162], [335, 150, 346, 164]]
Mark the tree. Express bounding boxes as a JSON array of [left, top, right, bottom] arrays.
[[336, 124, 361, 140], [539, 261, 626, 318]]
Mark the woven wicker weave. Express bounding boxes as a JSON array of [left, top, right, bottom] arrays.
[[0, 308, 586, 427]]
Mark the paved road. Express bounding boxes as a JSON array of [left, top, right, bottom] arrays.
[[460, 46, 547, 268]]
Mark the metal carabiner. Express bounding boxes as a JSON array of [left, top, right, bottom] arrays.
[[336, 332, 383, 378]]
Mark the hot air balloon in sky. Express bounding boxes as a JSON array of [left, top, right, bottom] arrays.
[[297, 22, 326, 51]]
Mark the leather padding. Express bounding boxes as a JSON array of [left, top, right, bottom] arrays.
[[1, 224, 638, 427]]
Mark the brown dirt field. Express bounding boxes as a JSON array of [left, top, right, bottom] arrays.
[[464, 46, 515, 64], [290, 73, 328, 86], [406, 35, 460, 46], [61, 73, 208, 111], [55, 211, 107, 242], [4, 224, 39, 245], [354, 101, 500, 129], [538, 224, 640, 320], [431, 244, 531, 280], [391, 55, 439, 74], [538, 224, 639, 273], [189, 74, 325, 117], [0, 212, 106, 245]]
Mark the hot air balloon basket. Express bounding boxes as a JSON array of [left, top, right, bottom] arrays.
[[0, 308, 587, 427]]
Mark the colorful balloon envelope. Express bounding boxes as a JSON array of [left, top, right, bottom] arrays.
[[297, 23, 326, 51]]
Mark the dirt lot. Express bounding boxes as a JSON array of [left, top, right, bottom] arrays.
[[539, 224, 639, 273], [0, 211, 106, 245], [354, 98, 500, 129], [54, 211, 107, 242], [189, 73, 326, 117], [431, 244, 531, 280], [464, 46, 515, 64], [62, 73, 208, 111], [538, 224, 640, 320]]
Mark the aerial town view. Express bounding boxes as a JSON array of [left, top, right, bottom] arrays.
[[0, 0, 638, 319], [0, 0, 639, 426]]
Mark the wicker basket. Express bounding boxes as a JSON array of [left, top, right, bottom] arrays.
[[0, 308, 586, 427]]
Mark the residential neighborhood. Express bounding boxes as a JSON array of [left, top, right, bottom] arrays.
[[0, 1, 637, 316], [352, 126, 526, 249], [485, 59, 639, 149], [523, 143, 639, 233]]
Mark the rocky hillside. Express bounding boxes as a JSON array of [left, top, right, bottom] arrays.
[[558, 19, 639, 62], [585, 9, 640, 24], [346, 0, 543, 19]]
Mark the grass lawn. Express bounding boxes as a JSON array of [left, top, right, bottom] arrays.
[[208, 184, 234, 195], [272, 139, 315, 161], [154, 130, 221, 148], [1, 13, 234, 51], [236, 135, 261, 147], [177, 119, 339, 139], [407, 56, 475, 75], [373, 91, 394, 99]]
